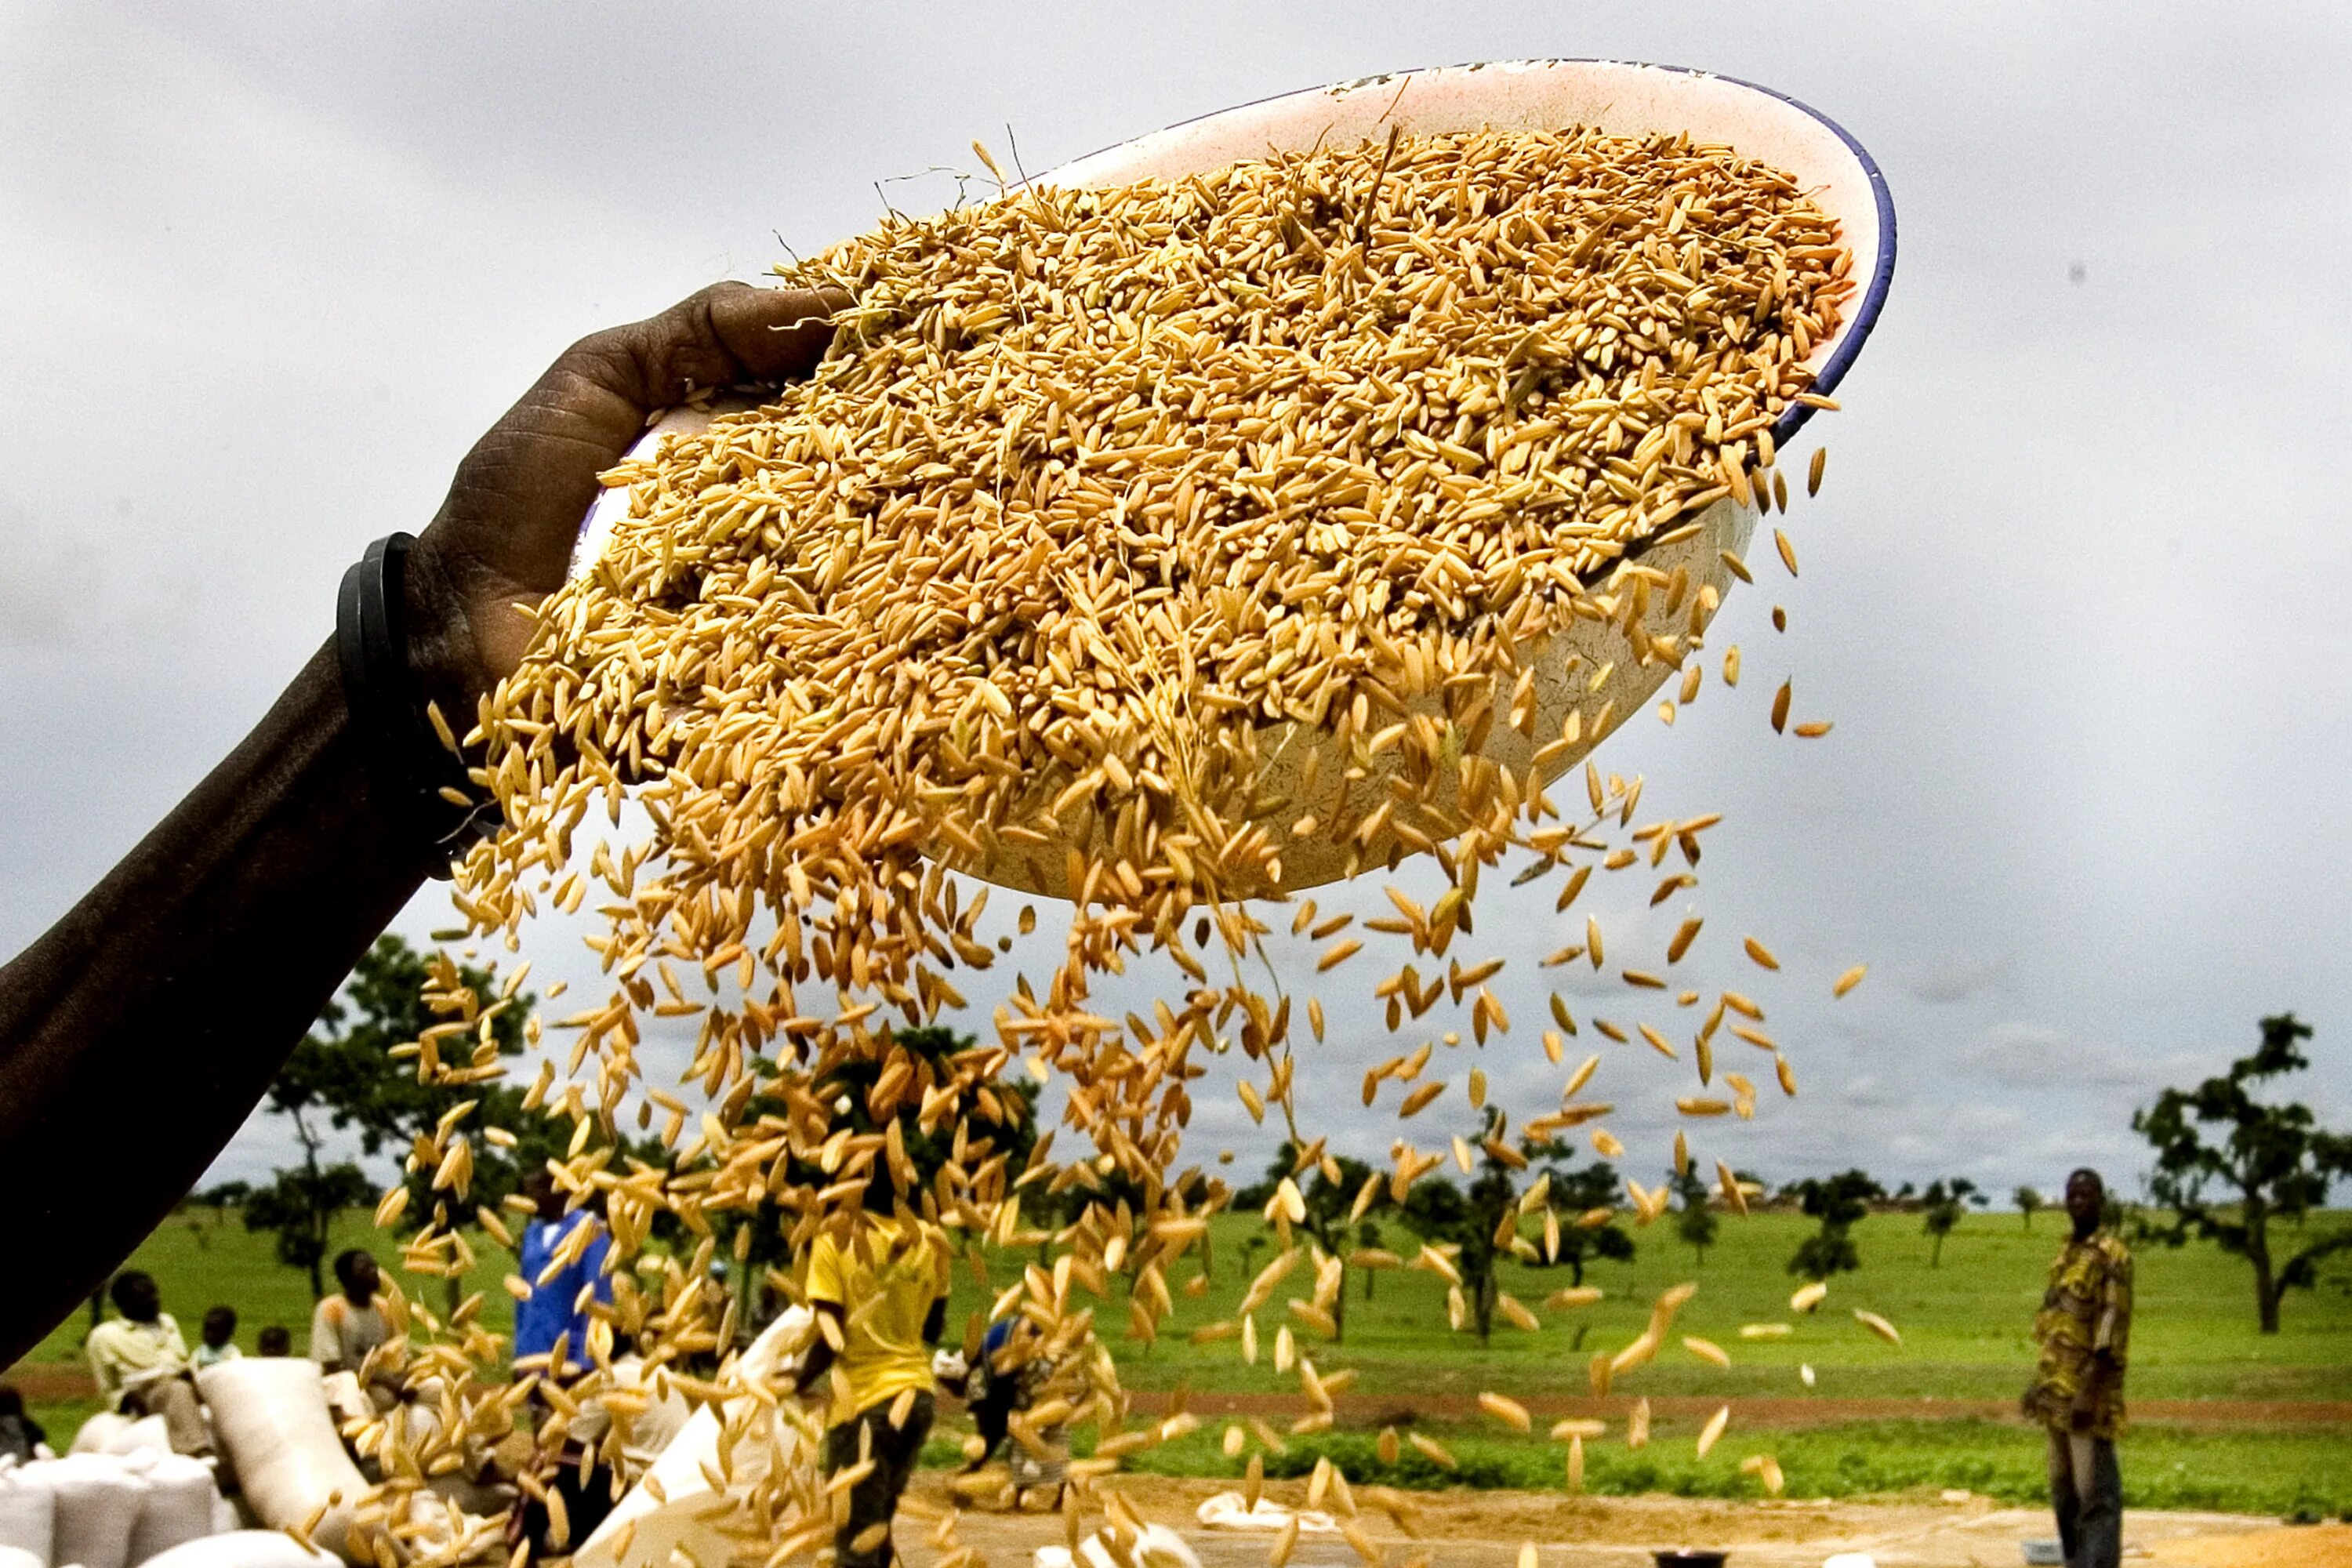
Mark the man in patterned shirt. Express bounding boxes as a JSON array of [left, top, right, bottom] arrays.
[[2022, 1168, 2131, 1568]]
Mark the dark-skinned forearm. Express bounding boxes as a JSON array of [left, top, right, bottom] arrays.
[[0, 640, 429, 1365], [795, 1305, 844, 1396]]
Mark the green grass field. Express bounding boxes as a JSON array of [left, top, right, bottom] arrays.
[[13, 1203, 2349, 1517], [1036, 1208, 2352, 1404]]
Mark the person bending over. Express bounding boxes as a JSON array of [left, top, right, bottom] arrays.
[[0, 281, 841, 1368], [85, 1271, 210, 1456], [793, 1171, 951, 1568], [956, 1316, 1066, 1508], [2021, 1167, 2132, 1568]]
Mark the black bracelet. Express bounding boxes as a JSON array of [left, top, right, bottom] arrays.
[[335, 532, 499, 876]]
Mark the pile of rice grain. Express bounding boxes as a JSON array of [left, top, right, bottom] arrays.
[[394, 125, 1855, 1565]]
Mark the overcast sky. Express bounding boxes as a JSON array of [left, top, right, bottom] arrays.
[[5, 2, 2350, 1210]]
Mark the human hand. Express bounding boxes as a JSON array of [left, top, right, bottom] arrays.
[[403, 281, 844, 722], [2067, 1390, 2098, 1432]]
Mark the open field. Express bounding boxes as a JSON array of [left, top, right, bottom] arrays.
[[1063, 1210, 2352, 1403], [10, 1205, 2348, 1517]]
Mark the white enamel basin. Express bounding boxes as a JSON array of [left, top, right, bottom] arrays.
[[572, 61, 1896, 898]]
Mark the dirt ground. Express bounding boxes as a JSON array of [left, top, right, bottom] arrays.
[[895, 1472, 2295, 1566], [2149, 1523, 2352, 1568]]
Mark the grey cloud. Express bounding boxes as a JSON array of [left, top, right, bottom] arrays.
[[1961, 1022, 2202, 1091], [1905, 953, 2012, 1005]]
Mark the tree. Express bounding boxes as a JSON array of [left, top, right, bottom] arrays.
[[2133, 1013, 2352, 1333], [1785, 1169, 1884, 1280], [1921, 1178, 1981, 1268], [1522, 1140, 1635, 1287], [1396, 1111, 1516, 1343], [252, 935, 558, 1300], [1670, 1168, 1719, 1266], [1238, 1232, 1266, 1291], [198, 1181, 252, 1212], [245, 1162, 376, 1297], [187, 1181, 251, 1254], [1399, 1173, 1490, 1339], [2014, 1185, 2045, 1232], [1399, 1111, 1631, 1343], [1253, 1142, 1389, 1341]]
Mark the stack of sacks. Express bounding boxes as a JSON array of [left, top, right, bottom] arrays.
[[196, 1361, 367, 1563], [0, 1448, 231, 1568]]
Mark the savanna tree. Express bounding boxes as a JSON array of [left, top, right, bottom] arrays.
[[2133, 1013, 2352, 1333], [1785, 1168, 1884, 1281]]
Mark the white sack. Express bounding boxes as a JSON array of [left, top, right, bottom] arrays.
[[570, 1308, 811, 1568], [101, 1421, 169, 1461], [67, 1417, 132, 1458], [195, 1362, 365, 1563], [314, 1377, 368, 1437], [1194, 1492, 1337, 1534], [40, 1455, 147, 1568], [125, 1454, 218, 1565], [136, 1532, 336, 1568], [0, 1543, 43, 1568], [0, 1463, 54, 1564]]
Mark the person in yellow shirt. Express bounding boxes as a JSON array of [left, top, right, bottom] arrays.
[[2021, 1168, 2131, 1568], [793, 1174, 950, 1568]]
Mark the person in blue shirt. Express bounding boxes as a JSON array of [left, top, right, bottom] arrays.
[[513, 1171, 612, 1378]]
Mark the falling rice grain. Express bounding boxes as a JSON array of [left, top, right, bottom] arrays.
[[1408, 1433, 1457, 1471], [1479, 1392, 1533, 1433], [1682, 1335, 1731, 1368], [1853, 1308, 1903, 1345], [1319, 938, 1363, 973], [1696, 1405, 1732, 1458]]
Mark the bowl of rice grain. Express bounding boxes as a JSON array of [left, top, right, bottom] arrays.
[[568, 60, 1895, 898]]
